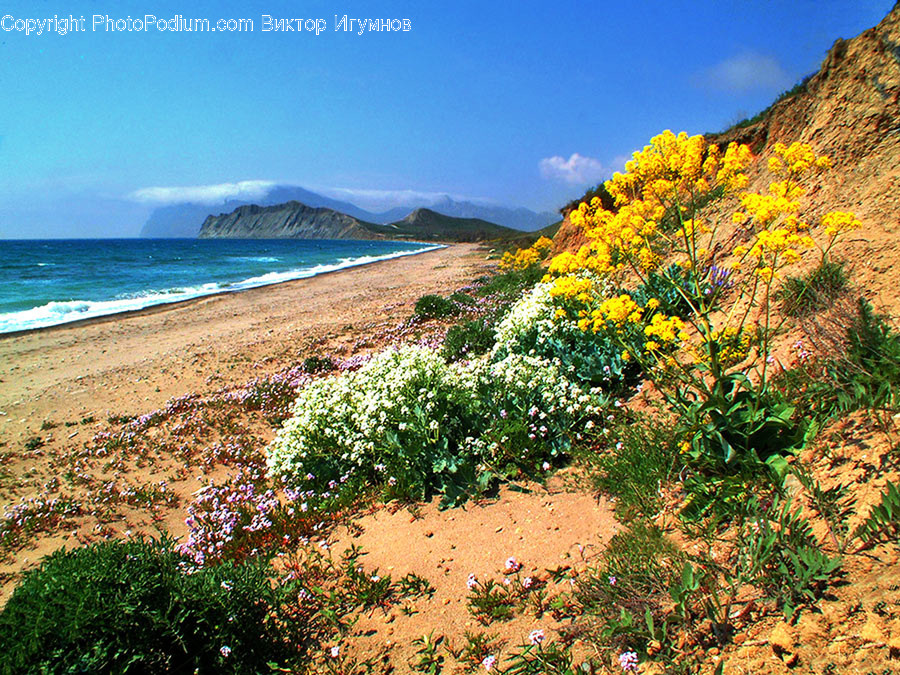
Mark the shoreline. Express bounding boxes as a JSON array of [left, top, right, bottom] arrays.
[[0, 241, 447, 339], [0, 243, 493, 439]]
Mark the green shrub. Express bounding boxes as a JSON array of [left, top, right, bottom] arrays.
[[838, 298, 900, 409], [674, 373, 808, 479], [23, 436, 43, 452], [414, 294, 458, 320], [853, 481, 900, 551], [778, 259, 847, 317], [627, 264, 713, 318], [781, 298, 900, 416], [442, 319, 495, 362], [449, 291, 476, 307], [301, 355, 335, 373], [0, 537, 298, 674]]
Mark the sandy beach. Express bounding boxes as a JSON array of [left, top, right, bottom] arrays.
[[0, 243, 492, 448]]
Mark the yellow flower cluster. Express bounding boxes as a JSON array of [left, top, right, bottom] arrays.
[[746, 228, 814, 264], [643, 313, 688, 351], [549, 131, 754, 280], [533, 236, 554, 253], [549, 275, 593, 302], [500, 246, 540, 271], [821, 210, 861, 238], [499, 236, 555, 271], [605, 131, 727, 208], [768, 142, 831, 176], [547, 244, 611, 276], [738, 191, 801, 228], [715, 142, 753, 193], [708, 327, 754, 367], [579, 294, 643, 333]]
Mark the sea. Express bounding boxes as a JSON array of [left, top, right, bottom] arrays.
[[0, 238, 442, 334]]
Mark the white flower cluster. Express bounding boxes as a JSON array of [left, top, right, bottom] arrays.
[[266, 345, 472, 482], [492, 281, 557, 357], [472, 352, 605, 430], [493, 273, 613, 360]]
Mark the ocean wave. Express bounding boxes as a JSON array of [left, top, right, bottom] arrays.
[[0, 244, 444, 334], [227, 255, 282, 263]]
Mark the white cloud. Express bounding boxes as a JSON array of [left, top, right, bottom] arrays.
[[698, 53, 792, 93], [539, 153, 608, 185], [128, 180, 277, 205]]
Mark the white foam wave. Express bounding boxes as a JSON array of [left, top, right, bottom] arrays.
[[0, 244, 444, 334], [228, 255, 282, 263]]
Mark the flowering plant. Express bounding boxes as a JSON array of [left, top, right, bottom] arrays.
[[545, 132, 860, 474]]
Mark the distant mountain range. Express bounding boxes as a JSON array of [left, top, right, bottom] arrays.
[[140, 185, 554, 237], [198, 202, 521, 243]]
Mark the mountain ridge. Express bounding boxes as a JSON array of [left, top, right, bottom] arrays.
[[141, 185, 554, 237], [198, 202, 521, 243]]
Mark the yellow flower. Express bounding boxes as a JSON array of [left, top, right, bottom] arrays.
[[644, 313, 686, 343], [755, 266, 775, 282], [821, 210, 861, 238], [549, 276, 593, 300]]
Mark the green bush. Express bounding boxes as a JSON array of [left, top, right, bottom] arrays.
[[442, 319, 495, 362], [449, 291, 476, 307], [741, 496, 842, 620], [675, 373, 808, 478], [778, 298, 900, 416], [627, 264, 713, 318], [302, 355, 335, 373], [778, 259, 847, 317], [414, 294, 458, 320], [0, 537, 298, 674], [838, 298, 900, 409]]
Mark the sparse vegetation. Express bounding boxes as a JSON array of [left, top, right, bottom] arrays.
[[778, 259, 848, 316]]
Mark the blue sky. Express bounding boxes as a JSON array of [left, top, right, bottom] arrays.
[[0, 0, 893, 237]]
